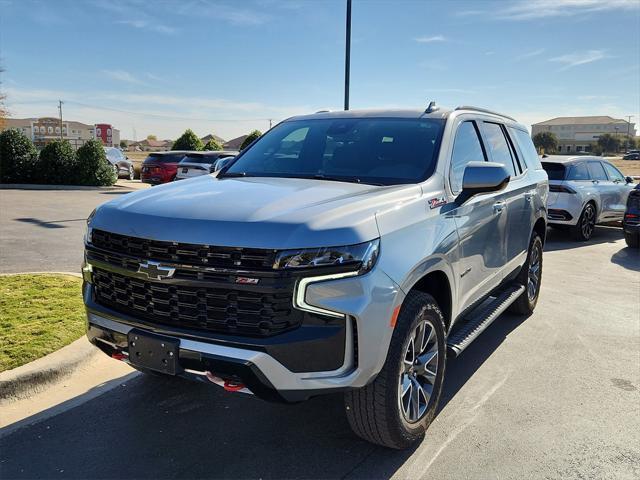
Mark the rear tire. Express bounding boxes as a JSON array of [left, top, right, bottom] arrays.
[[508, 232, 543, 315], [128, 166, 135, 180], [624, 231, 639, 248], [572, 203, 596, 241], [344, 291, 446, 449]]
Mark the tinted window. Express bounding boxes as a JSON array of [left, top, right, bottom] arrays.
[[587, 161, 607, 181], [449, 121, 486, 194], [509, 127, 543, 170], [182, 154, 217, 164], [602, 162, 625, 181], [482, 122, 516, 177], [567, 163, 589, 181], [225, 118, 445, 185], [144, 153, 185, 164], [541, 162, 566, 181]]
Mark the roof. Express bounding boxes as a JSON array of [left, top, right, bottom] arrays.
[[146, 150, 192, 155], [533, 116, 630, 126], [201, 134, 226, 144], [288, 108, 451, 121], [185, 150, 238, 157], [223, 135, 249, 150], [540, 155, 606, 164]]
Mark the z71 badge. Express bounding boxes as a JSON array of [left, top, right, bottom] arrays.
[[428, 197, 447, 209]]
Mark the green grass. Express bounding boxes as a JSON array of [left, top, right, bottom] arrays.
[[0, 274, 85, 372]]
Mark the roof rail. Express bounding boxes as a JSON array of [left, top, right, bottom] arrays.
[[315, 110, 331, 113], [455, 105, 516, 121]]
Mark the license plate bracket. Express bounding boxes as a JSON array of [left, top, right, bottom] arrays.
[[127, 330, 180, 375]]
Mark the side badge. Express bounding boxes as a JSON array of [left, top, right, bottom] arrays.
[[428, 197, 447, 209]]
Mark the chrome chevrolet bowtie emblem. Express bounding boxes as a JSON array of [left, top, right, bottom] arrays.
[[137, 261, 175, 280]]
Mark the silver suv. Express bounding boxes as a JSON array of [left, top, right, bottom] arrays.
[[542, 156, 635, 241], [83, 106, 548, 449]]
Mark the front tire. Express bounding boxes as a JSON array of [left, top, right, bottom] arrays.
[[572, 203, 596, 241], [128, 166, 135, 180], [344, 291, 446, 449], [508, 231, 543, 315]]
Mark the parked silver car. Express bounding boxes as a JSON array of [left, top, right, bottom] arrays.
[[542, 156, 635, 240], [84, 105, 548, 449], [104, 147, 135, 180], [175, 151, 238, 180]]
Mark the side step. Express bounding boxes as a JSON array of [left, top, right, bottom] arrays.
[[447, 284, 525, 357]]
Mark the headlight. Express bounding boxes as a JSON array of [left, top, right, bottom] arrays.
[[273, 239, 379, 275], [85, 208, 96, 244]]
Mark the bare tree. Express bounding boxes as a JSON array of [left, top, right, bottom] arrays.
[[0, 65, 9, 129]]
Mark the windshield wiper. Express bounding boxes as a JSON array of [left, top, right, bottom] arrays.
[[217, 171, 248, 178], [311, 174, 384, 186]]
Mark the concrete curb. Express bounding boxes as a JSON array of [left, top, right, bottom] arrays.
[[0, 272, 92, 401], [0, 337, 98, 401], [0, 183, 133, 191]]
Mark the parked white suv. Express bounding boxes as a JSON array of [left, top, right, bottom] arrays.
[[83, 106, 548, 449], [542, 156, 635, 240]]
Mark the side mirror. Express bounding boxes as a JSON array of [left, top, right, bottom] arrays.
[[626, 176, 634, 184], [458, 162, 510, 204], [213, 157, 233, 172]]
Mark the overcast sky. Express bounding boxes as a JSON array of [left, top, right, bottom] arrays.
[[1, 0, 639, 141]]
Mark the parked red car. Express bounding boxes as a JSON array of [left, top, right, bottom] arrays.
[[140, 151, 191, 185]]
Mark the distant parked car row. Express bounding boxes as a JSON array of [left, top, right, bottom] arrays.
[[140, 150, 237, 185]]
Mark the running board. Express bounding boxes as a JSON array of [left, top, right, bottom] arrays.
[[447, 284, 526, 357]]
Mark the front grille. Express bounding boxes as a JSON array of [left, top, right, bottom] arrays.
[[91, 229, 276, 269], [92, 268, 301, 337]]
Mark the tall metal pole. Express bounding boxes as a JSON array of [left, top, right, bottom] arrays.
[[626, 115, 633, 150], [58, 100, 64, 140], [344, 0, 352, 111]]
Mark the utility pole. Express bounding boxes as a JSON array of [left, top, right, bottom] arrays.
[[626, 115, 633, 150], [344, 0, 352, 111], [58, 100, 64, 140], [269, 118, 273, 129]]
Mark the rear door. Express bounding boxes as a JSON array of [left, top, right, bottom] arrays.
[[601, 161, 634, 220], [446, 118, 509, 312], [587, 161, 617, 221]]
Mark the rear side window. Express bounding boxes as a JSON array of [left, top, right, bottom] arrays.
[[449, 121, 486, 194], [602, 162, 625, 182], [541, 162, 566, 181], [587, 161, 607, 181], [509, 127, 542, 170], [567, 163, 589, 181], [482, 122, 516, 178], [144, 153, 185, 164]]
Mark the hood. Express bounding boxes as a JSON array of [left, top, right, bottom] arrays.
[[92, 175, 421, 249]]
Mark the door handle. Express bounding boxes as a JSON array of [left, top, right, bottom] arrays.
[[493, 201, 506, 213]]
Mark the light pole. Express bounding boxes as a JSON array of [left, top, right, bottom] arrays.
[[344, 0, 352, 111]]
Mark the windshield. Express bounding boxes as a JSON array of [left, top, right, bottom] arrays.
[[144, 153, 185, 164], [541, 162, 566, 181], [224, 118, 445, 185]]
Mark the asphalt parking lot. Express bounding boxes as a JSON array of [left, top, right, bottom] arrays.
[[0, 187, 638, 479]]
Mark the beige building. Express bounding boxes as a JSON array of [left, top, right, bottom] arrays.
[[532, 116, 636, 153], [1, 117, 120, 149]]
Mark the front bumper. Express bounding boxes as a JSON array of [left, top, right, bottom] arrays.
[[84, 266, 402, 402]]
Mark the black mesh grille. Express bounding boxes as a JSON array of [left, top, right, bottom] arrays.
[[92, 268, 301, 337], [91, 229, 276, 269]]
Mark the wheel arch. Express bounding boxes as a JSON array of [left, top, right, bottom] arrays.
[[533, 216, 547, 245], [407, 270, 453, 333]]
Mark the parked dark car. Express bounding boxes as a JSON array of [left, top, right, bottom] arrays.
[[104, 147, 134, 180], [623, 152, 640, 160], [623, 184, 640, 247], [140, 151, 191, 185]]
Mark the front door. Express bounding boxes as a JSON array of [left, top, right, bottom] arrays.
[[601, 161, 634, 221], [446, 119, 509, 313]]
